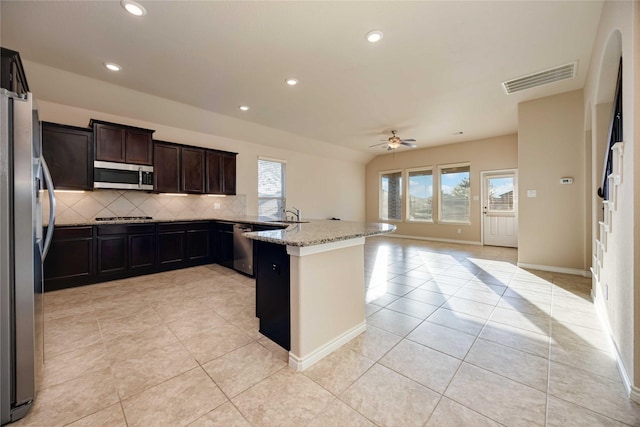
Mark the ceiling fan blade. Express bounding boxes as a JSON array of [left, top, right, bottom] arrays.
[[401, 138, 416, 142], [369, 142, 389, 148], [400, 141, 417, 148]]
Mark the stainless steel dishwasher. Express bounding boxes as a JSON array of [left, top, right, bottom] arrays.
[[233, 223, 253, 275]]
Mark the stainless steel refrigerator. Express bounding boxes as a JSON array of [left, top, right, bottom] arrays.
[[0, 88, 56, 424]]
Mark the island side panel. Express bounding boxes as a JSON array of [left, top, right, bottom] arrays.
[[287, 238, 366, 370]]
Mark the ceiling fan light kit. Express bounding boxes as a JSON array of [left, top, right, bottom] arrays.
[[369, 130, 418, 151]]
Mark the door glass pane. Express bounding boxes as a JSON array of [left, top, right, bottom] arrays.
[[488, 177, 514, 211]]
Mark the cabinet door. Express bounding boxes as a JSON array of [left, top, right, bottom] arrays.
[[181, 147, 205, 193], [255, 240, 290, 350], [219, 229, 234, 269], [157, 231, 186, 269], [43, 226, 94, 291], [95, 123, 126, 163], [129, 233, 156, 271], [154, 143, 181, 193], [205, 151, 223, 194], [126, 129, 153, 165], [186, 228, 210, 263], [97, 235, 127, 276], [222, 153, 237, 195], [42, 122, 94, 190]]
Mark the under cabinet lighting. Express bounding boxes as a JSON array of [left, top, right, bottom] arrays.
[[121, 0, 147, 16], [54, 190, 86, 194], [206, 194, 226, 197], [160, 193, 188, 197], [285, 78, 299, 86]]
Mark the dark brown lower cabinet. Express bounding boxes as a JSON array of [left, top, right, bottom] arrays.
[[43, 226, 94, 291], [44, 220, 273, 291], [97, 224, 156, 279], [157, 221, 212, 271]]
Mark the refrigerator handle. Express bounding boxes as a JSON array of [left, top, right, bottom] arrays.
[[41, 156, 56, 259]]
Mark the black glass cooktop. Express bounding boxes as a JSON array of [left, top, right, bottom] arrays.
[[95, 216, 153, 221]]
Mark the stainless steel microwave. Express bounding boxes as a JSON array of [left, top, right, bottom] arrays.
[[94, 161, 154, 191]]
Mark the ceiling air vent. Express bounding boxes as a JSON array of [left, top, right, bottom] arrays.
[[502, 61, 577, 94]]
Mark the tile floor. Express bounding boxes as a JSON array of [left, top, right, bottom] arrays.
[[14, 236, 640, 426]]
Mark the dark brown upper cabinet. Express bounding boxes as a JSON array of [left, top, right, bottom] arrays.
[[206, 151, 237, 195], [90, 119, 154, 165], [1, 47, 29, 95], [154, 142, 181, 193], [42, 122, 94, 191], [153, 140, 236, 195], [181, 147, 205, 193]]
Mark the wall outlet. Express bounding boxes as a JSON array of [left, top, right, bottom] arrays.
[[214, 203, 221, 209], [457, 228, 462, 234]]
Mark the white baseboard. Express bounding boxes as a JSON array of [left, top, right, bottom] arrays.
[[386, 234, 482, 246], [516, 262, 591, 278], [593, 292, 640, 403], [288, 321, 366, 371]]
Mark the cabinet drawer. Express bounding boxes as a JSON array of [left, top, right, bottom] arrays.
[[97, 223, 155, 236], [50, 226, 93, 239]]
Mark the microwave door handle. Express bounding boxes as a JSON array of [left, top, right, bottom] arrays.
[[41, 156, 56, 259]]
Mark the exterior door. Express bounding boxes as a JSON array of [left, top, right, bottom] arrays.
[[482, 171, 518, 247]]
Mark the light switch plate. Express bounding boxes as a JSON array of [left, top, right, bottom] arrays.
[[527, 190, 537, 198]]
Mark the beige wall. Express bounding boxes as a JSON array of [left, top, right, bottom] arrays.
[[365, 135, 518, 243], [33, 97, 367, 222], [517, 90, 586, 273], [582, 0, 637, 394]]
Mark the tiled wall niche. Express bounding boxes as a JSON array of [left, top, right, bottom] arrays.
[[42, 190, 246, 225]]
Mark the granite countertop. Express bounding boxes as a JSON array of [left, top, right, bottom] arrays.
[[244, 219, 396, 247], [49, 216, 396, 247]]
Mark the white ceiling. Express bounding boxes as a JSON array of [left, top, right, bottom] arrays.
[[1, 1, 603, 156]]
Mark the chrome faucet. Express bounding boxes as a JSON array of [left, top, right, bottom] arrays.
[[285, 207, 301, 222]]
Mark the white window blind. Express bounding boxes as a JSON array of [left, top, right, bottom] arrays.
[[407, 169, 433, 221], [258, 158, 286, 217], [439, 164, 470, 223]]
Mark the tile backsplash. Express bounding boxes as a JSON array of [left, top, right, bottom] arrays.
[[42, 190, 246, 225]]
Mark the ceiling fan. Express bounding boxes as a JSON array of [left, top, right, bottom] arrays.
[[370, 130, 417, 150]]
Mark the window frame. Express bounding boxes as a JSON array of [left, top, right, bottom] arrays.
[[437, 162, 471, 225], [257, 156, 287, 218], [405, 167, 434, 223], [378, 169, 403, 222]]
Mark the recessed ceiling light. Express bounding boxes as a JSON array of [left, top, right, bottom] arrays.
[[239, 105, 250, 111], [121, 0, 146, 16], [365, 30, 383, 43], [105, 62, 122, 71], [285, 78, 298, 86]]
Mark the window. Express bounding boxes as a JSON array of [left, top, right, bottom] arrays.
[[258, 158, 286, 217], [379, 170, 402, 221], [439, 164, 470, 223], [407, 168, 433, 221]]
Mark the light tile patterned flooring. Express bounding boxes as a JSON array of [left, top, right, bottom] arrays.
[[15, 236, 640, 426]]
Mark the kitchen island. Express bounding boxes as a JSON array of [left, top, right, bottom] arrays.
[[245, 220, 395, 371]]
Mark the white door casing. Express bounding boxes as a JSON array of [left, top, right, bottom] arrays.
[[482, 170, 518, 248]]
